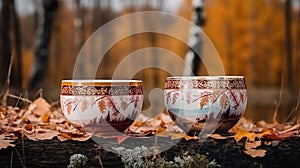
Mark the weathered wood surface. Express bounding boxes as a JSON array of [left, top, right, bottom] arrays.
[[1, 136, 300, 168]]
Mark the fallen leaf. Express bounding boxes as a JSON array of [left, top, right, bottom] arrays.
[[171, 133, 198, 141], [23, 124, 34, 131], [30, 97, 51, 116], [41, 114, 50, 123], [0, 134, 15, 149], [263, 131, 295, 140], [25, 130, 59, 141], [210, 134, 233, 140], [245, 140, 261, 150], [234, 130, 256, 142], [244, 148, 266, 158], [57, 132, 72, 141], [70, 133, 92, 142]]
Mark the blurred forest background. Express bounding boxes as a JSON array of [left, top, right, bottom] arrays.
[[0, 0, 299, 122]]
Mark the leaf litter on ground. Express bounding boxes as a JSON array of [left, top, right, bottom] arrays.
[[0, 96, 300, 159]]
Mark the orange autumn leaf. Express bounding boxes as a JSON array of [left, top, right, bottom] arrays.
[[171, 133, 186, 140], [156, 127, 166, 134], [234, 130, 256, 142], [41, 114, 50, 123], [171, 133, 198, 141], [184, 135, 198, 141], [22, 117, 31, 124], [24, 123, 34, 131]]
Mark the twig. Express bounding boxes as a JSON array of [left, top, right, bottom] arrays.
[[10, 147, 13, 168], [278, 124, 300, 135], [285, 90, 300, 122], [95, 155, 103, 168], [13, 147, 25, 168], [1, 52, 15, 107], [273, 75, 284, 124], [22, 134, 26, 167], [6, 94, 32, 104]]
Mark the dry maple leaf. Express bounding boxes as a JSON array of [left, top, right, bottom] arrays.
[[0, 133, 15, 149], [234, 130, 256, 142], [24, 130, 59, 141], [30, 97, 51, 116], [244, 148, 266, 158], [245, 140, 261, 149]]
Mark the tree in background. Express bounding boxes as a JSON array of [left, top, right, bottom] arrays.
[[0, 0, 23, 103], [27, 0, 58, 98]]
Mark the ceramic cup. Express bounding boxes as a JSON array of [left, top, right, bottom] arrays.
[[60, 79, 143, 135], [164, 76, 247, 135]]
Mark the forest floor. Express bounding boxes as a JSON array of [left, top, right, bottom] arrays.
[[0, 135, 300, 168]]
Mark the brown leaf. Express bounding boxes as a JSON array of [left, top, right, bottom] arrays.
[[171, 133, 198, 141], [245, 140, 261, 150], [57, 133, 72, 141], [41, 114, 50, 123], [244, 148, 266, 158], [24, 124, 34, 131], [0, 134, 15, 150], [22, 117, 31, 124], [210, 133, 233, 140], [30, 97, 51, 116], [25, 130, 59, 141]]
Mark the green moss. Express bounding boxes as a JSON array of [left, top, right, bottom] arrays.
[[112, 146, 221, 168]]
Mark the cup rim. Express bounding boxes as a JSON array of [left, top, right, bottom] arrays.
[[61, 79, 142, 86], [166, 76, 245, 80]]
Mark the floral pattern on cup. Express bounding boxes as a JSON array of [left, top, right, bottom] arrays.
[[60, 80, 143, 135], [164, 76, 247, 135]]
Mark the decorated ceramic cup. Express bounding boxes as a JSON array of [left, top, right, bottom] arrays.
[[60, 80, 143, 135], [164, 76, 247, 135]]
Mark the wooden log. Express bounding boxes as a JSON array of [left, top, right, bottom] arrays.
[[1, 136, 300, 168]]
